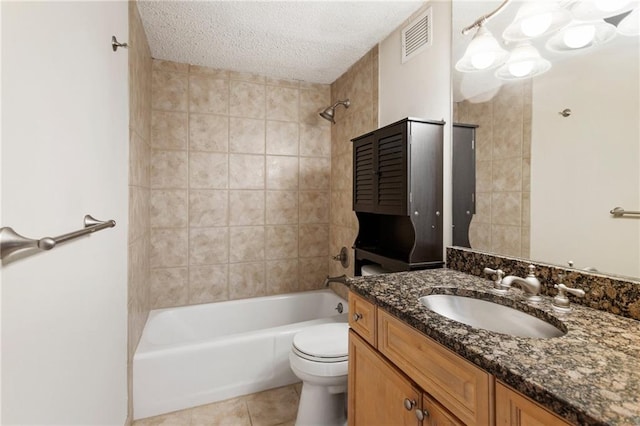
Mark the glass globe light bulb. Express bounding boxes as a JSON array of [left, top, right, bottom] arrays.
[[563, 24, 596, 48], [520, 12, 553, 37], [508, 60, 535, 77], [471, 52, 496, 70]]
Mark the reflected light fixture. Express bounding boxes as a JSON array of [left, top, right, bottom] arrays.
[[571, 0, 635, 20], [546, 19, 617, 52], [502, 2, 572, 41], [618, 7, 640, 36], [455, 0, 512, 73], [495, 42, 551, 80]]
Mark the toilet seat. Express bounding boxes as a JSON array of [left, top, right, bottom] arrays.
[[292, 323, 349, 363]]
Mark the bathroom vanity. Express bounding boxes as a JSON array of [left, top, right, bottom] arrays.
[[347, 269, 640, 425]]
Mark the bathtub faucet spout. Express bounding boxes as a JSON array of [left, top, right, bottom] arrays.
[[323, 274, 349, 287]]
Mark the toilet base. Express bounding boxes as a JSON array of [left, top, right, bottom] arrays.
[[295, 382, 347, 426]]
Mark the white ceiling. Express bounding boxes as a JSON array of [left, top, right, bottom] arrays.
[[137, 0, 426, 84]]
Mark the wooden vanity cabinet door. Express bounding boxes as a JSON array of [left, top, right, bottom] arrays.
[[496, 382, 572, 426], [377, 309, 493, 426], [348, 291, 377, 346], [348, 330, 421, 426], [422, 394, 464, 426]]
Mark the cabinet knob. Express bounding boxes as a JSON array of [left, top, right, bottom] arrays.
[[403, 398, 416, 411], [415, 409, 429, 421], [353, 313, 363, 322]]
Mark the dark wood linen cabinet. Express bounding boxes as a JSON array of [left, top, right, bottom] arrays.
[[452, 123, 477, 248], [352, 118, 445, 273]]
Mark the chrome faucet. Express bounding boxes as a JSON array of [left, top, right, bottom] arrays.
[[502, 265, 542, 302], [323, 274, 349, 287]]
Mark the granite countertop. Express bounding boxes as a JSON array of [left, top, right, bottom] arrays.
[[349, 268, 640, 426]]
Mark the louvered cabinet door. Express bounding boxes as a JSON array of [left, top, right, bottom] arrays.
[[353, 135, 376, 213], [375, 125, 408, 215]]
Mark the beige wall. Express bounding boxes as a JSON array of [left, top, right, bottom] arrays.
[[378, 1, 453, 256], [329, 47, 379, 278], [3, 1, 128, 422], [128, 0, 152, 421], [148, 61, 332, 308], [454, 80, 532, 258], [378, 1, 451, 127]]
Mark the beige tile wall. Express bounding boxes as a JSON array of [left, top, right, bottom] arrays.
[[454, 80, 531, 258], [149, 61, 332, 308], [127, 0, 152, 422], [329, 47, 379, 278]]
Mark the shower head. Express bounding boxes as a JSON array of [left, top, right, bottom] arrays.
[[319, 99, 350, 124]]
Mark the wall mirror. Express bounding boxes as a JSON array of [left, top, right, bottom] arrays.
[[451, 0, 640, 279]]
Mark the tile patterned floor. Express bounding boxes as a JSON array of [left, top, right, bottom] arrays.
[[132, 383, 302, 426]]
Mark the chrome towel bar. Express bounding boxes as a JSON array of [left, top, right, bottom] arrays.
[[610, 207, 640, 217], [0, 215, 116, 259]]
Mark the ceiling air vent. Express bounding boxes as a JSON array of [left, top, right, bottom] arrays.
[[401, 8, 432, 63]]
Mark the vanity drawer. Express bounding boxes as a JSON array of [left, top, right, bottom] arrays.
[[348, 292, 377, 347], [377, 309, 493, 426]]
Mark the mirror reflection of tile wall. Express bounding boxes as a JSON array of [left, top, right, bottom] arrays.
[[453, 80, 531, 258]]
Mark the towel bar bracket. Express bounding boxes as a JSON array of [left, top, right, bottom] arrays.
[[610, 207, 640, 217]]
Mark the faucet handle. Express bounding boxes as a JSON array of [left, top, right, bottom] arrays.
[[483, 267, 504, 279], [526, 264, 537, 276], [483, 267, 506, 292], [552, 283, 585, 311]]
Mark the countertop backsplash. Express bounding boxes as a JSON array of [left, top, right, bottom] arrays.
[[447, 247, 640, 321]]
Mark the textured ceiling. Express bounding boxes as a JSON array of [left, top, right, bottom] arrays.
[[137, 1, 426, 84]]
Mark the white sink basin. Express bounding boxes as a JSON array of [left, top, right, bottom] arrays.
[[419, 294, 566, 339]]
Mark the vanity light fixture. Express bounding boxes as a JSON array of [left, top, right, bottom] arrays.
[[455, 25, 509, 72], [571, 0, 636, 20], [546, 19, 617, 52], [617, 7, 640, 36], [455, 0, 511, 73], [502, 2, 572, 41], [495, 42, 551, 80]]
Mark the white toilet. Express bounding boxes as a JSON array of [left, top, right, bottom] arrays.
[[289, 322, 349, 426]]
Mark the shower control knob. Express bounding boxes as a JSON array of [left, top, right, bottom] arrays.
[[403, 398, 416, 410], [352, 313, 362, 322]]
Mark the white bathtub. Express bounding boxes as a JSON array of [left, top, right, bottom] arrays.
[[133, 289, 348, 419]]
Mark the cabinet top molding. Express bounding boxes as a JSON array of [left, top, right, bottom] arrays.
[[351, 117, 445, 142]]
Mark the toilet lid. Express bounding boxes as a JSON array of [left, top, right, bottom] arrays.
[[293, 323, 349, 362]]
